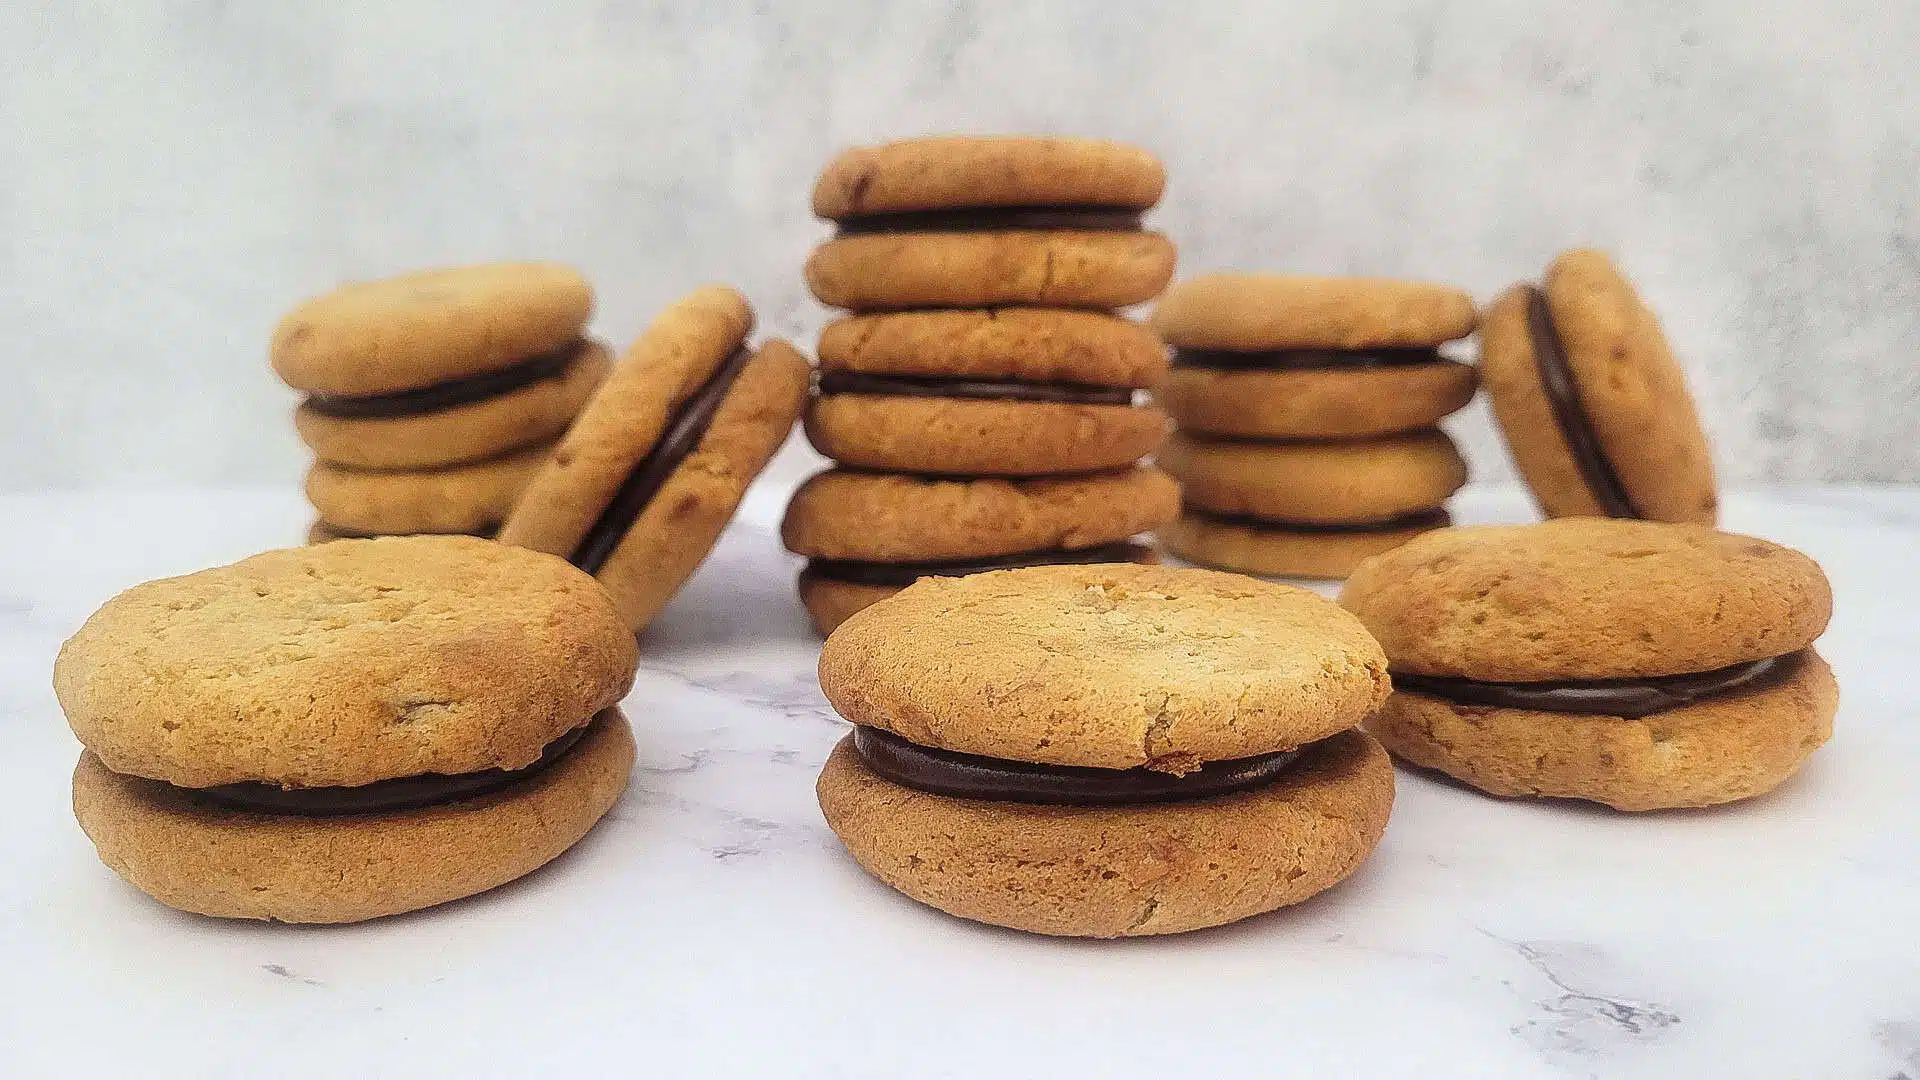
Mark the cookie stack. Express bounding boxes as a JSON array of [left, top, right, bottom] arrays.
[[1148, 274, 1479, 579], [272, 263, 607, 542], [784, 135, 1182, 634]]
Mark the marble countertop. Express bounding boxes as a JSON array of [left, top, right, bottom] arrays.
[[1, 484, 1914, 1078]]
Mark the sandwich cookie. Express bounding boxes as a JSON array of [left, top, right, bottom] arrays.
[[1157, 430, 1466, 579], [498, 286, 809, 633], [807, 309, 1169, 476], [1480, 249, 1717, 523], [783, 466, 1179, 635], [805, 136, 1175, 311], [55, 536, 638, 923], [305, 441, 548, 538], [816, 563, 1395, 937], [1340, 519, 1836, 810], [274, 263, 603, 470]]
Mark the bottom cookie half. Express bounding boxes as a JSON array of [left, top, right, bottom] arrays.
[[1159, 511, 1446, 580], [816, 729, 1394, 937], [1367, 651, 1837, 810], [72, 711, 636, 923]]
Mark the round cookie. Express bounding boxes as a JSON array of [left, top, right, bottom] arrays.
[[805, 230, 1176, 312], [1161, 509, 1450, 580], [1151, 274, 1476, 351], [272, 262, 595, 397], [805, 395, 1166, 476], [72, 710, 635, 923], [1338, 519, 1833, 681], [796, 544, 1161, 637], [305, 442, 549, 536], [817, 728, 1392, 937], [781, 466, 1180, 563], [54, 535, 637, 789], [497, 286, 810, 632], [1480, 250, 1717, 523], [1367, 653, 1835, 811], [294, 340, 610, 470], [1156, 359, 1478, 439], [819, 563, 1391, 770], [818, 309, 1167, 388], [1158, 430, 1466, 525], [813, 136, 1166, 219]]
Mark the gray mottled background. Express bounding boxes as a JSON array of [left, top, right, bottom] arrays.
[[4, 0, 1916, 491]]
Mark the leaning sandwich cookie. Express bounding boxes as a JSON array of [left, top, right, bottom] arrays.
[[54, 536, 637, 923], [816, 563, 1395, 937], [497, 286, 809, 633], [1340, 519, 1836, 810]]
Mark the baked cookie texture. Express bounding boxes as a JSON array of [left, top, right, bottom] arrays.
[[1150, 274, 1476, 351], [818, 309, 1166, 387], [805, 395, 1167, 477], [805, 231, 1176, 311], [1339, 518, 1836, 810], [1480, 249, 1717, 524], [795, 545, 1160, 638], [812, 135, 1166, 218], [1160, 510, 1451, 581], [305, 442, 550, 537], [1158, 430, 1468, 525], [54, 536, 636, 789], [1156, 360, 1478, 440], [72, 711, 635, 923]]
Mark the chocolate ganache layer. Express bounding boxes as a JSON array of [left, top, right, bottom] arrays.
[[853, 726, 1303, 805], [305, 341, 586, 419], [806, 542, 1151, 588], [1173, 347, 1443, 371], [817, 371, 1134, 407], [1393, 653, 1796, 719], [1190, 507, 1451, 534], [1524, 286, 1641, 519], [570, 345, 754, 575], [834, 206, 1145, 235], [195, 715, 600, 816]]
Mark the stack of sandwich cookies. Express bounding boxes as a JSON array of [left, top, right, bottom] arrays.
[[1151, 274, 1477, 579], [54, 536, 638, 923], [788, 135, 1182, 633], [272, 263, 607, 540], [816, 563, 1396, 938], [499, 286, 809, 633], [1340, 519, 1836, 810], [1479, 249, 1717, 523]]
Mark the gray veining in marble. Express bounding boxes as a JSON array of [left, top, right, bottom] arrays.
[[4, 1, 1917, 489]]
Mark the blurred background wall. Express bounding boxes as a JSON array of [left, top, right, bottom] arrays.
[[5, 0, 1916, 490]]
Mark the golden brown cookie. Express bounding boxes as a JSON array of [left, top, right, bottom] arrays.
[[806, 231, 1176, 312], [271, 263, 594, 397], [304, 442, 549, 536], [1158, 430, 1466, 525], [1480, 250, 1717, 524], [72, 710, 635, 923], [818, 309, 1167, 388], [1156, 359, 1477, 439], [819, 563, 1390, 769], [781, 466, 1180, 563], [817, 728, 1392, 936], [805, 394, 1166, 476], [796, 544, 1160, 637], [497, 287, 808, 632], [812, 136, 1166, 219], [293, 340, 609, 470], [1160, 509, 1449, 580], [54, 535, 637, 789], [1151, 274, 1476, 351], [1368, 651, 1835, 810], [1338, 519, 1833, 680]]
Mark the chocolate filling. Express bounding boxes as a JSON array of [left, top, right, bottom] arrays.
[[194, 717, 598, 816], [1190, 507, 1451, 533], [1524, 287, 1641, 518], [853, 725, 1302, 805], [817, 371, 1134, 407], [305, 341, 585, 419], [834, 206, 1144, 235], [1393, 653, 1795, 719], [570, 345, 754, 575], [1173, 347, 1443, 371], [806, 542, 1150, 588]]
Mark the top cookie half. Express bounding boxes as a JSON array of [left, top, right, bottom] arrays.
[[1151, 273, 1476, 350], [812, 135, 1166, 218]]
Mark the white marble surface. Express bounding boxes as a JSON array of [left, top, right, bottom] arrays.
[[0, 483, 1916, 1078], [6, 1, 1920, 489]]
